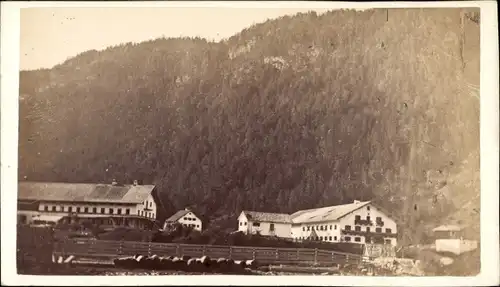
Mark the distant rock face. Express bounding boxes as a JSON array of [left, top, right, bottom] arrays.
[[19, 9, 479, 241]]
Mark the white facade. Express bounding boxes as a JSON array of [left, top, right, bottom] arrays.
[[238, 212, 292, 238], [164, 210, 203, 232], [34, 193, 157, 220], [176, 211, 203, 232], [238, 201, 398, 246]]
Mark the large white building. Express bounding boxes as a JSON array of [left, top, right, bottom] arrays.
[[17, 180, 158, 230], [237, 200, 398, 246], [163, 208, 203, 232]]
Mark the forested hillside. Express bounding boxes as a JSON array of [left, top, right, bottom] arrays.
[[19, 9, 480, 244]]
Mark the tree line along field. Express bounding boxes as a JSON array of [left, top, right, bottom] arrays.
[[19, 8, 480, 246]]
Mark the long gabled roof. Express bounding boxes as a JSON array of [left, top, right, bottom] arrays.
[[291, 201, 371, 224], [18, 181, 155, 204], [241, 211, 292, 224], [165, 209, 192, 222]]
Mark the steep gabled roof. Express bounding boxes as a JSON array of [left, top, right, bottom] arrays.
[[291, 201, 371, 224], [18, 181, 155, 204], [165, 209, 193, 222], [241, 210, 292, 224]]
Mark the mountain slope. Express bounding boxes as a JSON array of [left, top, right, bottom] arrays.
[[19, 8, 480, 242]]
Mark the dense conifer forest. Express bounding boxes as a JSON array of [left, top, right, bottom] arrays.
[[19, 9, 480, 244]]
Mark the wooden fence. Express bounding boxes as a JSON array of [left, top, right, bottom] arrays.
[[54, 239, 364, 265]]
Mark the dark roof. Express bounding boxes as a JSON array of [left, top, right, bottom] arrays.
[[18, 181, 155, 204], [165, 209, 192, 222], [241, 211, 292, 224]]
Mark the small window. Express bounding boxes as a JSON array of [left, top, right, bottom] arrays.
[[137, 210, 140, 215], [117, 209, 122, 215], [367, 227, 371, 232], [93, 207, 97, 213], [307, 226, 310, 231], [270, 223, 275, 231], [52, 206, 56, 212], [320, 236, 323, 241], [44, 206, 48, 211], [152, 213, 155, 218], [244, 222, 247, 226], [76, 207, 81, 212], [197, 225, 199, 228], [84, 207, 89, 213], [68, 206, 73, 212], [101, 208, 105, 214], [385, 228, 392, 233], [376, 227, 382, 233], [150, 201, 152, 208], [330, 225, 332, 230], [366, 216, 371, 221], [345, 236, 351, 242], [367, 206, 370, 211], [376, 217, 382, 221], [354, 237, 361, 242], [355, 226, 361, 231], [253, 222, 260, 227], [109, 208, 114, 214], [302, 227, 305, 231], [334, 225, 337, 230], [334, 236, 337, 241], [126, 209, 130, 215], [345, 225, 351, 231], [320, 226, 324, 231], [355, 215, 361, 221], [329, 236, 332, 241], [240, 222, 242, 226], [385, 239, 392, 244], [184, 217, 187, 220]]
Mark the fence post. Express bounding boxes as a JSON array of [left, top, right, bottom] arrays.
[[229, 246, 233, 259], [176, 244, 180, 257], [297, 249, 300, 261], [314, 248, 318, 264], [148, 242, 152, 256], [252, 248, 256, 260], [275, 249, 279, 261], [202, 245, 206, 256], [118, 241, 123, 256]]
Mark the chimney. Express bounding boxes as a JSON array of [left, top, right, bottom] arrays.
[[133, 180, 138, 186], [112, 179, 118, 186], [353, 200, 361, 204], [185, 207, 191, 211]]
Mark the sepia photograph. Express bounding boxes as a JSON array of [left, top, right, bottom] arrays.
[[1, 1, 499, 286]]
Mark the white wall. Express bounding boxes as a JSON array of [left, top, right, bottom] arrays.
[[436, 239, 478, 255], [135, 194, 158, 220], [292, 221, 342, 242], [37, 197, 157, 221], [237, 213, 291, 238], [338, 204, 398, 246], [176, 211, 203, 232], [237, 213, 249, 233]]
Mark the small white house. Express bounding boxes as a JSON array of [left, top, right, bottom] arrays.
[[163, 208, 203, 232], [432, 225, 478, 255], [238, 211, 292, 238]]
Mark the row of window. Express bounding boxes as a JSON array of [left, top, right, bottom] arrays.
[[344, 225, 392, 233], [298, 235, 339, 242], [302, 224, 337, 232], [183, 217, 197, 221], [183, 223, 200, 228], [41, 205, 155, 219]]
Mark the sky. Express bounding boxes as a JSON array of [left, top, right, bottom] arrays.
[[20, 7, 332, 71]]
